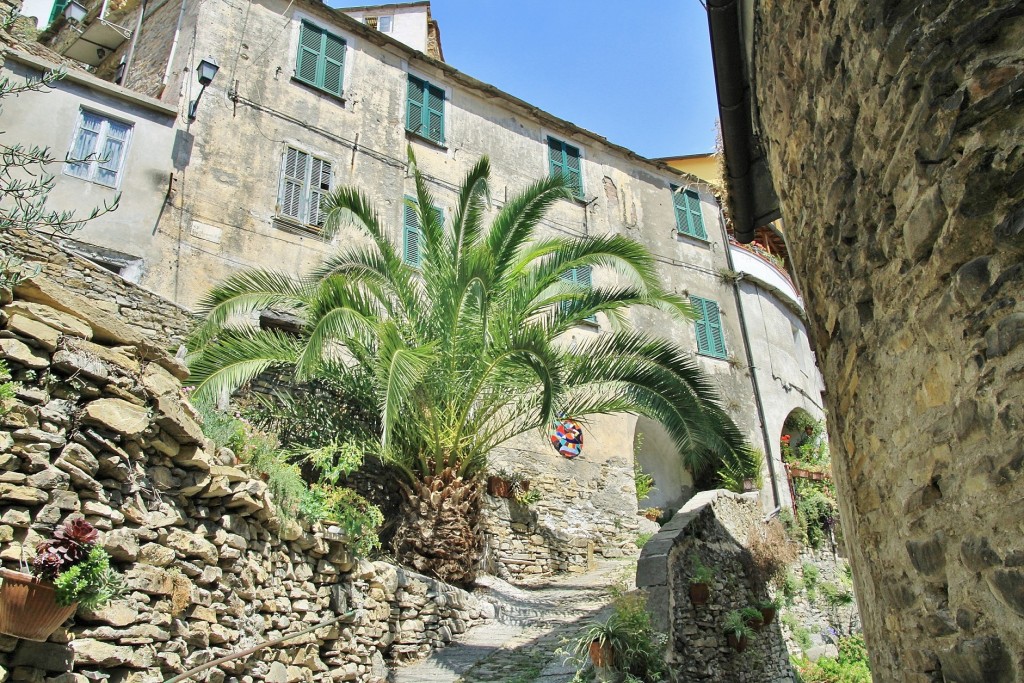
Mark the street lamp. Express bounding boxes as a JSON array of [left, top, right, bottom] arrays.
[[63, 0, 87, 24], [187, 56, 219, 121]]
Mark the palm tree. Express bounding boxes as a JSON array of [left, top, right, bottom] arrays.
[[186, 151, 751, 585]]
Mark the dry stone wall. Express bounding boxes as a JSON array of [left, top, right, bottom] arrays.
[[481, 447, 649, 582], [637, 491, 793, 683], [0, 275, 493, 683], [750, 1, 1024, 680], [0, 230, 195, 349]]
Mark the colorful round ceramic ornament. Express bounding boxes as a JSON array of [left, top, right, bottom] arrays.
[[550, 418, 583, 459]]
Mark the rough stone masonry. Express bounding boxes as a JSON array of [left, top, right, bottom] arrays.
[[749, 1, 1024, 681], [0, 274, 494, 682]]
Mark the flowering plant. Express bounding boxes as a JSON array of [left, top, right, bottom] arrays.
[[31, 519, 124, 609]]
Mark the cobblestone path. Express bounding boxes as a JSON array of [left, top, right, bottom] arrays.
[[391, 559, 635, 683]]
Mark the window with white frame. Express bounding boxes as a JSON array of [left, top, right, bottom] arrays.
[[278, 147, 332, 228], [64, 110, 132, 188]]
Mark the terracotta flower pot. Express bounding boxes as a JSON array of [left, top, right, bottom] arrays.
[[0, 569, 77, 641], [759, 606, 777, 626], [589, 639, 614, 668], [726, 632, 748, 652], [643, 509, 661, 522], [487, 476, 512, 498], [746, 615, 764, 632], [689, 582, 710, 606]]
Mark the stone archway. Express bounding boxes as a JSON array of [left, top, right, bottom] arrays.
[[632, 416, 694, 513]]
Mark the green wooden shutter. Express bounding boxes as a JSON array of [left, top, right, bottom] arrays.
[[426, 83, 445, 144], [307, 157, 331, 227], [548, 137, 565, 180], [564, 143, 583, 198], [406, 76, 425, 135], [322, 32, 346, 96], [707, 300, 726, 357], [691, 296, 725, 358], [684, 189, 706, 239], [280, 147, 308, 220], [296, 23, 321, 86], [558, 266, 596, 323], [671, 184, 687, 233], [403, 197, 421, 267], [548, 138, 582, 198]]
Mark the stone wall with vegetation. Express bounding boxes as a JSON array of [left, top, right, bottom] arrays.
[[0, 275, 492, 682], [637, 491, 794, 682], [778, 549, 860, 662], [0, 230, 195, 349], [481, 448, 647, 582], [751, 1, 1024, 680]]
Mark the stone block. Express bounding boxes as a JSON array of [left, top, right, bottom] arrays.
[[0, 338, 49, 369], [2, 302, 92, 339], [6, 314, 60, 351], [80, 398, 150, 438]]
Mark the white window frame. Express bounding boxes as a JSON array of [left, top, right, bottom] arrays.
[[277, 146, 333, 229], [63, 109, 133, 189]]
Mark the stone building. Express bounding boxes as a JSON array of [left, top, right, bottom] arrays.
[[709, 0, 1024, 680], [5, 1, 823, 574]]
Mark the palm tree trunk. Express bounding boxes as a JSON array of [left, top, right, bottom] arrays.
[[392, 467, 482, 586]]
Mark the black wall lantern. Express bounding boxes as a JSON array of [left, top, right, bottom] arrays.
[[187, 56, 219, 121]]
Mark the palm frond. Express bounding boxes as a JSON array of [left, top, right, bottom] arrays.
[[187, 330, 303, 403]]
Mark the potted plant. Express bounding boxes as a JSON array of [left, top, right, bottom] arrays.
[[568, 614, 628, 671], [757, 596, 781, 626], [723, 610, 756, 652], [488, 468, 528, 499], [641, 507, 663, 522], [741, 605, 764, 631], [688, 554, 714, 606], [0, 519, 123, 641]]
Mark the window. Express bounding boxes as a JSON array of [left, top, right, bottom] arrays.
[[691, 296, 726, 358], [403, 197, 442, 267], [279, 147, 332, 228], [547, 137, 583, 199], [560, 265, 596, 324], [363, 15, 392, 32], [64, 110, 132, 188], [406, 75, 445, 145], [295, 21, 346, 97], [671, 185, 707, 239]]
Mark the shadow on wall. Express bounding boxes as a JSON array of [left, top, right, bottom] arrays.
[[633, 416, 694, 512], [637, 491, 796, 682]]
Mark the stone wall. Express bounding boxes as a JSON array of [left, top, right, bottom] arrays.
[[0, 230, 195, 349], [778, 549, 860, 661], [637, 491, 794, 682], [0, 275, 492, 683], [482, 440, 649, 582], [750, 1, 1024, 680]]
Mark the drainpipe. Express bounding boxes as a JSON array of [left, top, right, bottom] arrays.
[[707, 0, 756, 243], [718, 211, 781, 509], [120, 0, 147, 86], [159, 0, 188, 98]]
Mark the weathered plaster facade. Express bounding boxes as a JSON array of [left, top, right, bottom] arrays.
[[0, 49, 178, 278], [717, 0, 1024, 680], [9, 0, 826, 567]]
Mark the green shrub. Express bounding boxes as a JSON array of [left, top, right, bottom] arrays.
[[802, 562, 820, 589], [796, 634, 871, 682], [822, 582, 854, 608], [689, 553, 714, 585], [301, 485, 383, 556], [782, 570, 802, 604], [716, 446, 764, 493], [565, 591, 667, 681], [635, 532, 654, 548], [634, 463, 656, 502]]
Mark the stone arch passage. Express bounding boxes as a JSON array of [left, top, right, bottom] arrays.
[[633, 416, 693, 512]]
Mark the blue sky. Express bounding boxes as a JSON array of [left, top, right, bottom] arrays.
[[337, 1, 720, 159]]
